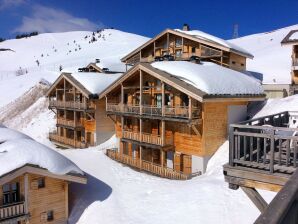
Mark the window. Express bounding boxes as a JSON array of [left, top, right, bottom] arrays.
[[37, 178, 45, 189], [175, 50, 182, 58], [191, 47, 196, 53], [232, 61, 236, 65], [47, 211, 54, 221], [241, 63, 244, 67], [2, 183, 19, 205], [175, 38, 182, 47]]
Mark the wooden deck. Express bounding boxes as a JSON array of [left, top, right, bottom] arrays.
[[49, 132, 86, 148], [224, 111, 298, 214], [106, 149, 189, 180], [57, 118, 83, 128], [106, 103, 200, 119], [49, 100, 89, 110], [123, 131, 173, 146], [0, 202, 28, 222]]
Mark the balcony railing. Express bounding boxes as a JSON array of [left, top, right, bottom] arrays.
[[49, 100, 88, 110], [57, 118, 83, 128], [0, 202, 26, 221], [122, 131, 173, 146], [49, 132, 86, 148], [106, 149, 189, 180], [229, 111, 298, 174], [106, 103, 200, 119]]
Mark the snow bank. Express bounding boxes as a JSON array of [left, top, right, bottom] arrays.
[[0, 126, 83, 176], [230, 25, 298, 84], [70, 72, 122, 94], [95, 134, 119, 151], [175, 29, 252, 57], [252, 94, 298, 118], [152, 61, 263, 95]]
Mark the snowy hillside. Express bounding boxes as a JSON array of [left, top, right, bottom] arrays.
[[0, 29, 148, 107], [230, 25, 298, 84]]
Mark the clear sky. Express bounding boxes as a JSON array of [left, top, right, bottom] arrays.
[[0, 0, 297, 40]]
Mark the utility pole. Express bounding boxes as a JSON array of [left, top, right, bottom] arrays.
[[232, 24, 239, 39]]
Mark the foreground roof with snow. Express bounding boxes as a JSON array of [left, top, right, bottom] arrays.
[[0, 125, 83, 177], [151, 61, 263, 95]]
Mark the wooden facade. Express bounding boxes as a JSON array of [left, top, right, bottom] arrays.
[[47, 73, 115, 149], [223, 111, 298, 214], [122, 29, 252, 72], [101, 63, 264, 179], [0, 165, 86, 224]]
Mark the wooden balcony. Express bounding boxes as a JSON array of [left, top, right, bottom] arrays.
[[106, 149, 189, 180], [49, 100, 89, 110], [224, 111, 298, 212], [57, 118, 83, 128], [106, 103, 200, 119], [49, 132, 86, 148], [122, 131, 173, 146], [0, 202, 27, 222]]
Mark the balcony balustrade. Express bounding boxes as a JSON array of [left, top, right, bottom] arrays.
[[0, 202, 26, 222], [49, 132, 86, 148]]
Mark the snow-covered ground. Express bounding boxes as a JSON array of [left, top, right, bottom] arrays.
[[62, 142, 275, 224], [230, 25, 298, 85]]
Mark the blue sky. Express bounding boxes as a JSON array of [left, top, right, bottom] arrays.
[[0, 0, 297, 39]]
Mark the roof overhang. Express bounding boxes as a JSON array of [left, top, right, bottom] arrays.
[[0, 164, 87, 185], [121, 28, 253, 62], [281, 30, 298, 46], [46, 72, 94, 99], [99, 63, 265, 103]]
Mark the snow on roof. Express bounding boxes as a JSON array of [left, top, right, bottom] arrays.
[[151, 61, 263, 95], [289, 31, 298, 41], [70, 72, 123, 94], [0, 126, 83, 177], [175, 29, 253, 57]]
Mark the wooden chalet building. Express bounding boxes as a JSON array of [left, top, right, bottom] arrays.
[[122, 24, 253, 72], [101, 60, 265, 180], [281, 30, 298, 95], [0, 126, 86, 224], [47, 71, 122, 148]]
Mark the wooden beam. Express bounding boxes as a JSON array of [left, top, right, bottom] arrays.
[[241, 186, 268, 213], [191, 124, 201, 136], [188, 96, 192, 119], [65, 182, 69, 219], [24, 174, 29, 214], [162, 81, 165, 116], [140, 70, 143, 115], [162, 120, 165, 146], [121, 83, 124, 105]]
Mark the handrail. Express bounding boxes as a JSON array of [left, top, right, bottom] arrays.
[[0, 201, 26, 220], [49, 133, 86, 148], [122, 130, 173, 146], [106, 149, 189, 180], [229, 111, 298, 174], [49, 100, 88, 110], [57, 118, 83, 127]]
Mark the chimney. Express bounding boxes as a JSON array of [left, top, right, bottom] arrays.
[[183, 24, 190, 31]]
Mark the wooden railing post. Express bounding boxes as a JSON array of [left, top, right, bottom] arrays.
[[24, 174, 29, 214], [188, 96, 192, 119], [140, 70, 143, 115], [270, 130, 275, 173], [162, 81, 165, 116], [229, 126, 235, 166]]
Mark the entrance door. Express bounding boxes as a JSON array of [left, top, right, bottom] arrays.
[[182, 154, 192, 175]]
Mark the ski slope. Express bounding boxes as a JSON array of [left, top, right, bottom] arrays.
[[230, 25, 298, 85]]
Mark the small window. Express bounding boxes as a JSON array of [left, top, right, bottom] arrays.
[[47, 211, 54, 221], [38, 178, 45, 189], [191, 47, 196, 53], [241, 63, 244, 67], [232, 61, 236, 65]]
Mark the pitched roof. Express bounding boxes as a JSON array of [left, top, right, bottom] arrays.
[[99, 62, 265, 102], [0, 126, 86, 184], [121, 29, 253, 62], [46, 72, 123, 99], [281, 30, 298, 45]]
